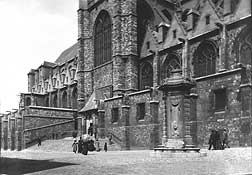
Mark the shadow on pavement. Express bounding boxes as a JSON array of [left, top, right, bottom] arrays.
[[0, 157, 78, 175]]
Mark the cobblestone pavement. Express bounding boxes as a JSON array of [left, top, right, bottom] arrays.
[[1, 147, 252, 175]]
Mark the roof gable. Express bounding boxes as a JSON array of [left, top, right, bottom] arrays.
[[190, 0, 221, 38], [163, 14, 186, 49]]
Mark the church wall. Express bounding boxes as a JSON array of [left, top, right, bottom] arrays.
[[195, 72, 245, 147]]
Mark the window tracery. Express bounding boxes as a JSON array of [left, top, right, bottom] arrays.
[[163, 54, 182, 78], [94, 11, 112, 67], [193, 41, 217, 77], [140, 62, 153, 90]]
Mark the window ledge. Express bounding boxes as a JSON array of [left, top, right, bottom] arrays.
[[214, 110, 225, 114]]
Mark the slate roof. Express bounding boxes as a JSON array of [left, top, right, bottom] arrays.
[[54, 43, 78, 65]]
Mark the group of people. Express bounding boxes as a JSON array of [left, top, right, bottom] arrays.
[[208, 128, 230, 150], [72, 136, 108, 155]]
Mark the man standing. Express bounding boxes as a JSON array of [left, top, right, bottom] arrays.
[[223, 129, 230, 149]]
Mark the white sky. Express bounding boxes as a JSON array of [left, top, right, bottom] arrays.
[[0, 0, 78, 113]]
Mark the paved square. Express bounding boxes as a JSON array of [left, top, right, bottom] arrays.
[[1, 147, 252, 175]]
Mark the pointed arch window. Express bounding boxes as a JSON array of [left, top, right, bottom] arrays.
[[193, 41, 217, 77], [163, 54, 182, 78], [140, 62, 153, 90], [94, 11, 112, 67], [53, 94, 57, 108], [62, 91, 67, 108], [72, 87, 78, 109], [240, 33, 252, 65]]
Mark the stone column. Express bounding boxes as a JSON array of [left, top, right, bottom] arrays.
[[162, 94, 168, 145], [150, 100, 159, 148], [10, 118, 16, 150], [121, 105, 130, 150], [3, 119, 8, 150], [16, 116, 23, 151], [98, 110, 105, 138], [189, 90, 198, 145], [183, 96, 193, 145]]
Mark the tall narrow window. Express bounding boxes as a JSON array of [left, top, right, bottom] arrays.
[[72, 87, 78, 109], [140, 62, 153, 90], [214, 88, 227, 111], [111, 107, 119, 123], [137, 103, 145, 121], [53, 94, 57, 108], [94, 11, 112, 67], [25, 97, 31, 106], [193, 41, 217, 77]]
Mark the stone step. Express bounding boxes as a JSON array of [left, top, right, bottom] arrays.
[[26, 137, 121, 152]]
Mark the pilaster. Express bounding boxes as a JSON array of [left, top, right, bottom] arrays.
[[162, 94, 168, 145], [10, 118, 16, 150], [121, 105, 130, 150], [16, 116, 23, 151], [3, 119, 8, 150], [98, 110, 105, 138], [218, 23, 227, 72], [150, 100, 160, 148]]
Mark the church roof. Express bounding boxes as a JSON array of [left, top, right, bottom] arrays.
[[54, 43, 78, 65]]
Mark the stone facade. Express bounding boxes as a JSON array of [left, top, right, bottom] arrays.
[[2, 0, 251, 151]]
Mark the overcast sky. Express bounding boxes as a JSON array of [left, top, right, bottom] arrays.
[[0, 0, 78, 113]]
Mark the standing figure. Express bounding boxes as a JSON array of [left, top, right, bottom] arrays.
[[104, 142, 107, 152], [72, 139, 78, 153], [222, 129, 230, 149], [82, 140, 89, 155], [37, 137, 42, 147], [215, 130, 223, 150], [208, 129, 215, 150], [78, 137, 83, 153]]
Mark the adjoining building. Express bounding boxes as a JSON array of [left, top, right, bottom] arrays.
[[1, 0, 251, 150]]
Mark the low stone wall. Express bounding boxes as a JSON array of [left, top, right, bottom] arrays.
[[23, 106, 77, 148]]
